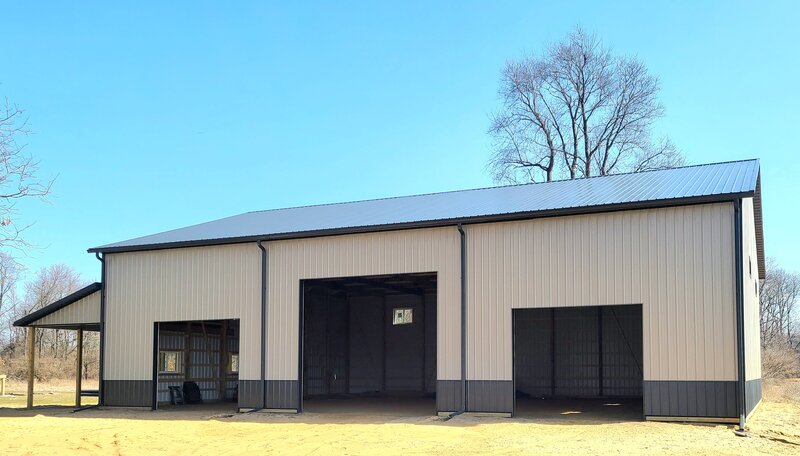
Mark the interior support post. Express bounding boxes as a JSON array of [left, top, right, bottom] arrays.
[[420, 294, 426, 393], [598, 307, 603, 397], [381, 294, 387, 394], [26, 326, 35, 409], [550, 308, 556, 397], [220, 320, 228, 399], [76, 329, 84, 407], [184, 322, 192, 382]]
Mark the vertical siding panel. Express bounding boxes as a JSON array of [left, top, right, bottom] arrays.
[[720, 204, 736, 380], [36, 291, 101, 327]]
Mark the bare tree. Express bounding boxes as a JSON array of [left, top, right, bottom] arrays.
[[0, 251, 22, 346], [0, 98, 53, 247], [16, 264, 84, 359], [761, 257, 800, 350], [759, 257, 800, 378], [489, 27, 685, 183]]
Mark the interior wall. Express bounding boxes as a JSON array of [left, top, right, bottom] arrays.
[[349, 295, 383, 393], [514, 305, 643, 398], [303, 289, 436, 398], [157, 322, 239, 404]]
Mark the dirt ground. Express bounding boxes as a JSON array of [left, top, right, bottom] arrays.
[[0, 380, 798, 455]]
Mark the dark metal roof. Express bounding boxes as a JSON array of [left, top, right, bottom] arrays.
[[13, 282, 101, 328], [90, 159, 763, 275]]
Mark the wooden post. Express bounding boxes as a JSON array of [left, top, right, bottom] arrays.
[[201, 322, 213, 400], [26, 327, 35, 409], [185, 322, 192, 382], [75, 329, 84, 407], [219, 321, 228, 399]]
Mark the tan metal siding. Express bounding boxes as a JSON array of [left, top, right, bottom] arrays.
[[466, 202, 737, 382], [104, 244, 261, 380], [34, 291, 100, 326], [742, 197, 762, 381], [266, 227, 460, 381]]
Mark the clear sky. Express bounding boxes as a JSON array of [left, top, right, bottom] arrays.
[[3, 1, 799, 286]]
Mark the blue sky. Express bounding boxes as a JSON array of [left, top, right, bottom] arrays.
[[3, 1, 799, 285]]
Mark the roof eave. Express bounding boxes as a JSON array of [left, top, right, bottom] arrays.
[[88, 191, 755, 255]]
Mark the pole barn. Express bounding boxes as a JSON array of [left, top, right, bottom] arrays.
[[15, 159, 764, 426]]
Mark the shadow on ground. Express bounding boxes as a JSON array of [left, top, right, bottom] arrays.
[[0, 397, 653, 427]]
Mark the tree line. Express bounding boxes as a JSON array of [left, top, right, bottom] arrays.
[[760, 258, 800, 377]]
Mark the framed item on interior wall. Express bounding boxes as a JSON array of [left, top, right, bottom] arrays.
[[392, 308, 413, 325]]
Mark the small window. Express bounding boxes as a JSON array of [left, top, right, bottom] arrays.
[[755, 280, 759, 297], [159, 351, 183, 373], [749, 257, 752, 277], [228, 353, 239, 374], [392, 308, 413, 325]]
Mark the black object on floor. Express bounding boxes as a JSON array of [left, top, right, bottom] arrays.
[[183, 381, 203, 404]]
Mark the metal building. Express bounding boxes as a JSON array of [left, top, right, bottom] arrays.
[[14, 159, 764, 424]]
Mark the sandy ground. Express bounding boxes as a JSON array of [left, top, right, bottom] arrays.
[[0, 380, 798, 455]]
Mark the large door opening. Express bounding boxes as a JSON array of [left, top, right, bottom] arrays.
[[154, 319, 240, 412], [513, 305, 643, 420], [301, 273, 437, 415]]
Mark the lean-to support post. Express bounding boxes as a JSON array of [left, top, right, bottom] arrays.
[[76, 329, 83, 408], [26, 327, 35, 409]]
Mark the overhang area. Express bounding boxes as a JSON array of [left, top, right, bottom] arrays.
[[13, 282, 102, 409]]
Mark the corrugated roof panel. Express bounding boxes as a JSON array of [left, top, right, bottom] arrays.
[[91, 159, 760, 252]]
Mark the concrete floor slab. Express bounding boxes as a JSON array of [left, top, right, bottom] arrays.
[[515, 398, 644, 422], [303, 397, 436, 417]]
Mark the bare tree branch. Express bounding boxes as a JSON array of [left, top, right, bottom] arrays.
[[0, 98, 54, 249], [488, 27, 685, 183]]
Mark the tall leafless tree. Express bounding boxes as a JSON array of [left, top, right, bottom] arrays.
[[0, 251, 22, 346], [0, 98, 53, 247], [489, 27, 685, 183]]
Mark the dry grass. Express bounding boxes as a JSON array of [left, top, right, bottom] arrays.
[[0, 379, 98, 408], [0, 380, 798, 455], [764, 377, 800, 403]]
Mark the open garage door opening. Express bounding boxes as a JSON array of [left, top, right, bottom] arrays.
[[301, 273, 437, 415], [154, 319, 240, 412], [513, 305, 643, 421]]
